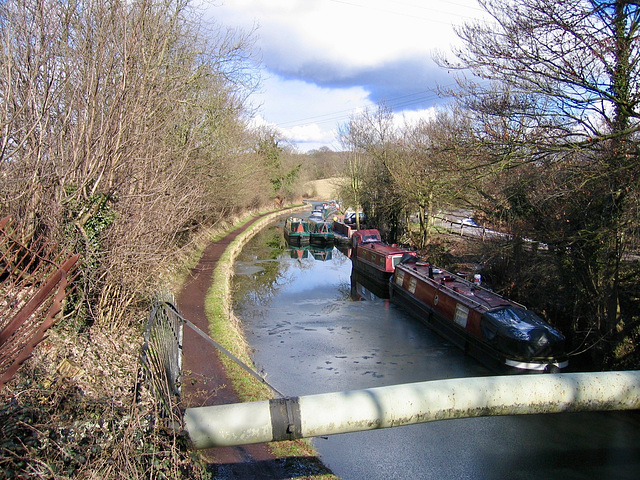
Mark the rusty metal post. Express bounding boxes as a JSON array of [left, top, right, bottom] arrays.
[[0, 216, 80, 390], [184, 371, 640, 449]]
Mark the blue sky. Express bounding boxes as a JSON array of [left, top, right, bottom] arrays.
[[207, 0, 486, 151]]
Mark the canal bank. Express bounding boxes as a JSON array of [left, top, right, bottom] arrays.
[[177, 204, 335, 479]]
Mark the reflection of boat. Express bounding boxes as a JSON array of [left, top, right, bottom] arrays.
[[308, 218, 335, 245], [351, 229, 416, 292], [309, 245, 333, 261], [288, 245, 309, 259], [285, 241, 333, 261], [336, 245, 352, 259], [284, 217, 310, 243], [390, 255, 568, 373], [350, 266, 389, 300]]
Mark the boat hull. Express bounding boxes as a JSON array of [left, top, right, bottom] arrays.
[[285, 232, 309, 245], [389, 280, 510, 371], [389, 264, 568, 373]]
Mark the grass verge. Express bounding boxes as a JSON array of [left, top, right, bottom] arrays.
[[199, 206, 338, 479]]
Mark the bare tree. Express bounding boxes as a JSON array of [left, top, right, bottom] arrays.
[[388, 108, 473, 248], [0, 0, 260, 327], [338, 117, 370, 231], [339, 104, 407, 240], [439, 0, 640, 337]]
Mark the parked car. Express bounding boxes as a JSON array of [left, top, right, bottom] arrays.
[[344, 211, 366, 225]]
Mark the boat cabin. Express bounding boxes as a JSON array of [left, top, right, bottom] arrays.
[[352, 229, 416, 275]]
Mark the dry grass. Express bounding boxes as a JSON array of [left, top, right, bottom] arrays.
[[0, 322, 204, 479], [302, 177, 345, 200]]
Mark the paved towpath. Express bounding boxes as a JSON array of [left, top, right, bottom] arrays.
[[178, 213, 288, 479]]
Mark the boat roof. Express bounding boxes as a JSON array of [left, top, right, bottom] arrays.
[[353, 229, 381, 242], [397, 259, 518, 312], [360, 242, 415, 256]]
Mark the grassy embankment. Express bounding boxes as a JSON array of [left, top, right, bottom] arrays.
[[301, 177, 344, 201], [191, 203, 338, 479]]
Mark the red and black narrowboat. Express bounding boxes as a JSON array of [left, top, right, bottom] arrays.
[[351, 229, 417, 294], [389, 256, 568, 373]]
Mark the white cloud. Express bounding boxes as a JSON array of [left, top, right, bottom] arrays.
[[247, 74, 371, 150], [206, 0, 486, 151], [249, 114, 336, 147], [211, 0, 478, 67], [252, 73, 371, 126], [394, 108, 439, 128]]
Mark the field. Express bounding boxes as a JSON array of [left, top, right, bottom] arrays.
[[302, 177, 344, 200]]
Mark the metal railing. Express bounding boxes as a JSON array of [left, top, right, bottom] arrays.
[[140, 300, 284, 419], [184, 371, 640, 449], [140, 300, 183, 418], [0, 216, 80, 391]]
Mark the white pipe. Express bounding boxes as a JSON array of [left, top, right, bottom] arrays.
[[183, 371, 640, 449]]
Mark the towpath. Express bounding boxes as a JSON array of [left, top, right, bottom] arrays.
[[178, 213, 287, 479]]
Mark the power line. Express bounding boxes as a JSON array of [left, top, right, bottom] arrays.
[[322, 0, 482, 25], [384, 0, 486, 15], [274, 86, 449, 130]]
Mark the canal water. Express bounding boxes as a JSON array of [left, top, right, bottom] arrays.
[[231, 216, 640, 480]]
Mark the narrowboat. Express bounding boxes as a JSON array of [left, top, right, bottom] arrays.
[[284, 217, 310, 244], [389, 256, 568, 373], [351, 229, 417, 290], [308, 218, 335, 245], [332, 218, 356, 246]]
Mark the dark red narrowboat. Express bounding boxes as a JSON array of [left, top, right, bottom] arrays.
[[389, 256, 568, 373], [351, 229, 416, 292]]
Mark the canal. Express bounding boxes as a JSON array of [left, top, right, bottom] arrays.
[[231, 215, 640, 480]]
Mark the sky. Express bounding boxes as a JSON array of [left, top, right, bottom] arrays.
[[206, 0, 486, 152]]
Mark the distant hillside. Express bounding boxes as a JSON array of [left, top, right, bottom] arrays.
[[302, 177, 344, 200]]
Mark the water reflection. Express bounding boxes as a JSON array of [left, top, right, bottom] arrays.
[[350, 268, 390, 300], [233, 221, 351, 312], [233, 225, 293, 307], [287, 244, 335, 262], [231, 216, 640, 480], [288, 245, 309, 260]]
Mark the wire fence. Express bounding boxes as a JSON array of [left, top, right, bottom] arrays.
[[140, 300, 183, 419], [140, 299, 284, 420]]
